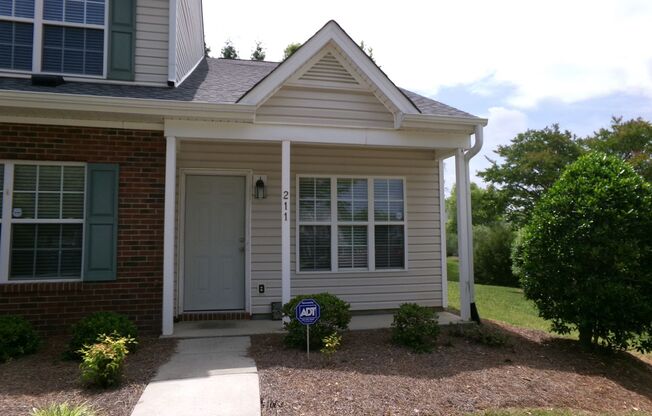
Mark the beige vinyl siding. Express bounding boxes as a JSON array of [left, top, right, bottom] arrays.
[[257, 86, 395, 129], [135, 0, 169, 84], [176, 141, 442, 315], [174, 0, 204, 82]]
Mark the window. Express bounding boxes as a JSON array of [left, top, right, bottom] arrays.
[[297, 176, 406, 272], [0, 0, 106, 76], [0, 163, 85, 280]]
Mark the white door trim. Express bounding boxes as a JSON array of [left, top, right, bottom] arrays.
[[178, 168, 252, 314]]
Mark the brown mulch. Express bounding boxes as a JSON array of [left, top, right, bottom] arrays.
[[0, 336, 177, 416], [250, 321, 652, 416]]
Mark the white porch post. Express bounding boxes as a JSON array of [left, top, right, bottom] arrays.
[[455, 149, 471, 320], [281, 140, 291, 309], [162, 136, 177, 336], [438, 159, 448, 308]]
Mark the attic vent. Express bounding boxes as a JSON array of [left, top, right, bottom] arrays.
[[299, 52, 359, 86]]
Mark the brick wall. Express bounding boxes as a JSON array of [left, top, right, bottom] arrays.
[[0, 123, 166, 334]]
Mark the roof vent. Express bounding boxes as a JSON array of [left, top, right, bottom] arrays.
[[31, 75, 65, 87]]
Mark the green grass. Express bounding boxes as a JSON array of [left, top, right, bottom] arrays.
[[447, 257, 553, 334]]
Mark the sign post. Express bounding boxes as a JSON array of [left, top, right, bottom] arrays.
[[295, 298, 321, 357]]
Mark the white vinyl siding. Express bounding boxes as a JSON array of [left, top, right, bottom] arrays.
[[176, 141, 442, 314], [173, 0, 202, 83], [257, 85, 395, 129], [134, 0, 168, 84]]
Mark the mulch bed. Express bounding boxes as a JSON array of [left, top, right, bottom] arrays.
[[250, 321, 652, 416], [0, 336, 177, 416]]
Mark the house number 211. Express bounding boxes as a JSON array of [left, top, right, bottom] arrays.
[[282, 191, 289, 222]]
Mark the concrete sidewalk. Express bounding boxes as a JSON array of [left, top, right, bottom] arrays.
[[131, 337, 260, 416]]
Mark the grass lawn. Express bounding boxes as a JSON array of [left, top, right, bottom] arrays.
[[447, 257, 565, 335]]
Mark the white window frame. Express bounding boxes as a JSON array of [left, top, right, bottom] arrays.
[[0, 0, 109, 78], [295, 174, 408, 274], [0, 160, 87, 283]]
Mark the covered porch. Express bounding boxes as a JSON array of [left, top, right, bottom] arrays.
[[160, 120, 482, 336]]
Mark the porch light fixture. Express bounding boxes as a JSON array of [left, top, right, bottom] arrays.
[[255, 176, 267, 199]]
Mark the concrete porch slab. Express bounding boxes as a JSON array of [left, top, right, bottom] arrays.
[[167, 311, 463, 338]]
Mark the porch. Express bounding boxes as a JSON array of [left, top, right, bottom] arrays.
[[168, 311, 464, 338]]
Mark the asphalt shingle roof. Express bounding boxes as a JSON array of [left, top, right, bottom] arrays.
[[0, 58, 478, 119]]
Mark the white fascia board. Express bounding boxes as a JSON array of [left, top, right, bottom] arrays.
[[403, 113, 488, 129], [238, 21, 419, 115], [164, 119, 471, 149], [0, 90, 257, 121]]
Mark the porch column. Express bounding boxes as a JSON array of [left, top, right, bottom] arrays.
[[281, 140, 291, 308], [438, 159, 448, 308], [455, 149, 472, 321], [162, 136, 177, 336]]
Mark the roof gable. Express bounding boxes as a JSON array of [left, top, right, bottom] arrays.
[[238, 20, 419, 122]]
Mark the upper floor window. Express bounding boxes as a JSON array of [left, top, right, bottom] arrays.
[[0, 0, 106, 76]]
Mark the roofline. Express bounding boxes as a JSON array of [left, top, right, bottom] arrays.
[[0, 89, 486, 130]]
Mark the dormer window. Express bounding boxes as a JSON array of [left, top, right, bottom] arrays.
[[1, 0, 108, 77]]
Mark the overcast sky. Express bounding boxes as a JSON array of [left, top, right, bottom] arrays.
[[202, 0, 652, 192]]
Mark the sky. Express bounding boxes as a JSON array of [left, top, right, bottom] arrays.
[[202, 0, 652, 192]]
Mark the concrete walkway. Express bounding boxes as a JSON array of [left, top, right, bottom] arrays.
[[130, 337, 260, 416]]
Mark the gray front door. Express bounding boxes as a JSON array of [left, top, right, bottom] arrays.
[[184, 175, 246, 311]]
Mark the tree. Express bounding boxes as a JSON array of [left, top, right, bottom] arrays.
[[220, 40, 238, 59], [582, 117, 652, 182], [513, 153, 652, 351], [359, 40, 375, 63], [283, 42, 301, 60], [478, 125, 583, 225], [251, 41, 266, 61], [445, 183, 505, 235], [204, 42, 211, 58]]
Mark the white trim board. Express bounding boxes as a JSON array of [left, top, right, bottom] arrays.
[[177, 168, 253, 315]]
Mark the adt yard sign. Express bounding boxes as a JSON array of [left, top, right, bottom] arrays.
[[295, 298, 321, 325]]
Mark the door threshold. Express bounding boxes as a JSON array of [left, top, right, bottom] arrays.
[[178, 311, 251, 321]]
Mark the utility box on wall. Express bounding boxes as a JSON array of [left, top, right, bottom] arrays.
[[271, 302, 283, 320]]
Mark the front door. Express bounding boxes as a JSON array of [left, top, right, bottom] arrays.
[[184, 175, 246, 311]]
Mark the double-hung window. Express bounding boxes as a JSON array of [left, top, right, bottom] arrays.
[[0, 0, 106, 76], [298, 176, 406, 273], [0, 161, 119, 283]]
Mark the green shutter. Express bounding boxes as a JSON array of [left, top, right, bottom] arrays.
[[107, 0, 136, 81], [84, 164, 119, 282]]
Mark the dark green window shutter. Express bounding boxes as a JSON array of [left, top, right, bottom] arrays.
[[107, 0, 136, 81], [84, 164, 119, 281]]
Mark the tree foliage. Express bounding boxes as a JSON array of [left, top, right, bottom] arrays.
[[473, 222, 517, 287], [359, 40, 375, 63], [478, 124, 583, 225], [220, 40, 238, 59], [513, 152, 652, 351], [582, 117, 652, 182], [250, 41, 266, 61], [446, 182, 506, 235], [283, 42, 302, 60]]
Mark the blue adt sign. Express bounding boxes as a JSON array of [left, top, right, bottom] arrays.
[[295, 298, 321, 325]]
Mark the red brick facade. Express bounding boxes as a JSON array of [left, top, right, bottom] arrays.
[[0, 123, 166, 334]]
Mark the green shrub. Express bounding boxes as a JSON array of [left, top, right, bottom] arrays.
[[0, 315, 40, 362], [448, 323, 508, 347], [68, 312, 137, 359], [446, 230, 458, 257], [79, 334, 134, 388], [320, 332, 342, 356], [282, 293, 351, 350], [515, 152, 652, 352], [473, 222, 518, 287], [391, 303, 440, 353], [31, 402, 96, 416]]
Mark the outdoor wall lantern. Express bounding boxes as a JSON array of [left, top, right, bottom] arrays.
[[254, 175, 267, 199]]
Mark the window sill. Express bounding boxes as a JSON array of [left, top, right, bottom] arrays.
[[1, 279, 82, 284], [295, 268, 409, 275]]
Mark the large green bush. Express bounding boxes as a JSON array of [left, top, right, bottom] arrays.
[[68, 312, 137, 359], [282, 293, 351, 350], [391, 303, 439, 353], [0, 315, 40, 362], [473, 222, 518, 287], [514, 153, 652, 351]]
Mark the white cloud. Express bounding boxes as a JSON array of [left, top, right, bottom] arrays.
[[443, 107, 528, 193], [203, 0, 652, 109]]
